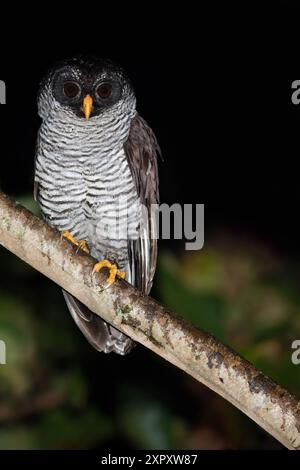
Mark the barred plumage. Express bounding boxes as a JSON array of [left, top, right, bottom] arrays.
[[36, 109, 139, 269], [35, 57, 160, 355]]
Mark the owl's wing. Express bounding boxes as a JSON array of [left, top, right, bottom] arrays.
[[124, 113, 161, 294], [62, 290, 134, 355]]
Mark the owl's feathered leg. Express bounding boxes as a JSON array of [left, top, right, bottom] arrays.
[[93, 260, 125, 288], [62, 231, 90, 255]]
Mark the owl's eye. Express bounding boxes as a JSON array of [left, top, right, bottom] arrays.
[[96, 83, 113, 99], [63, 81, 81, 99]]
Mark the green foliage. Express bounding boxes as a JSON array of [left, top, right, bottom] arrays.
[[0, 207, 299, 449], [119, 385, 187, 449], [158, 242, 300, 395]]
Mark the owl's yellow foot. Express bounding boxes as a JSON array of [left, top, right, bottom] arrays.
[[93, 260, 125, 287], [62, 231, 90, 255]]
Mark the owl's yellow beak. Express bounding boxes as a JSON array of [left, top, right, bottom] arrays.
[[83, 95, 93, 120]]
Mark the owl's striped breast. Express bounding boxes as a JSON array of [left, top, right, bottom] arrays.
[[35, 110, 140, 269]]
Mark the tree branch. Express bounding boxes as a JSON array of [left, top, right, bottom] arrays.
[[0, 191, 299, 450]]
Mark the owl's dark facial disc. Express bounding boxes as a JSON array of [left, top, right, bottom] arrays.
[[51, 61, 125, 119]]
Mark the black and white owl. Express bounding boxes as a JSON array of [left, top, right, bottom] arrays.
[[34, 56, 160, 355]]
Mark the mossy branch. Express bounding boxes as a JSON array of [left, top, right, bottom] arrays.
[[0, 191, 299, 450]]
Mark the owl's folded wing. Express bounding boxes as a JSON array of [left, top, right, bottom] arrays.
[[124, 113, 161, 295], [62, 290, 134, 354]]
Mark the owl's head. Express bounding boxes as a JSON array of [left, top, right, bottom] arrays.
[[38, 56, 136, 121]]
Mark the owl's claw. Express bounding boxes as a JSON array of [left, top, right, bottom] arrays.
[[77, 239, 90, 254], [93, 260, 125, 288], [62, 231, 90, 255]]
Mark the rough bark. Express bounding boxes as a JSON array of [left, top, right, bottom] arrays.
[[0, 191, 299, 450]]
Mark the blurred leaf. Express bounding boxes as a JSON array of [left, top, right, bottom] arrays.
[[0, 426, 37, 449], [0, 292, 37, 398], [38, 408, 113, 449], [14, 195, 40, 216], [119, 385, 187, 449]]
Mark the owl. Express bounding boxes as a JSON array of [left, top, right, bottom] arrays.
[[34, 56, 160, 355]]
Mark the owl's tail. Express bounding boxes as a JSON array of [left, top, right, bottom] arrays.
[[62, 290, 134, 355]]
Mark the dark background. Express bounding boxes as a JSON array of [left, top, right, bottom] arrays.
[[0, 2, 299, 450], [0, 3, 300, 254], [0, 2, 300, 252]]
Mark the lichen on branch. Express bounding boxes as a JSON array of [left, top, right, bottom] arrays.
[[0, 191, 299, 450]]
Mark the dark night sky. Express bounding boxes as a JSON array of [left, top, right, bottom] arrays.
[[1, 3, 300, 256]]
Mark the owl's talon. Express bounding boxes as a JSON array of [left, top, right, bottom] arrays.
[[62, 231, 90, 254], [63, 230, 77, 245], [77, 240, 90, 254], [93, 260, 125, 288]]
